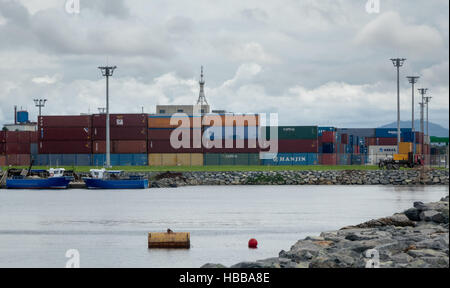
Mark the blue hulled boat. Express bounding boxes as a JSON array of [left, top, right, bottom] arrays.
[[6, 168, 73, 189], [83, 169, 148, 189]]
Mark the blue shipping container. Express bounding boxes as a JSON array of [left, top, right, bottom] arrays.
[[204, 126, 259, 140], [337, 128, 376, 138], [93, 154, 148, 166], [375, 128, 412, 138], [261, 153, 318, 166]]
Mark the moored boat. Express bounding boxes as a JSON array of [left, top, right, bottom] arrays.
[[83, 169, 148, 189], [6, 168, 74, 189]]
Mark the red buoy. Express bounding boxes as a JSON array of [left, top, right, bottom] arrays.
[[248, 238, 258, 249]]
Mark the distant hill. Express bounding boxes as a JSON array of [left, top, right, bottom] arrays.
[[379, 121, 449, 137]]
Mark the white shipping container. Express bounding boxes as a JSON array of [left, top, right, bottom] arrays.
[[368, 146, 398, 155], [368, 146, 398, 165]]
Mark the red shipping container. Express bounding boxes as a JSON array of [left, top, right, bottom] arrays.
[[93, 141, 106, 154], [5, 131, 19, 143], [203, 139, 260, 153], [92, 114, 148, 128], [320, 154, 337, 165], [40, 127, 91, 141], [18, 131, 32, 143], [30, 131, 38, 143], [93, 140, 148, 154], [261, 139, 318, 153], [367, 138, 377, 146], [377, 138, 398, 146], [39, 115, 92, 128], [92, 127, 147, 140], [148, 140, 203, 153], [321, 131, 336, 143], [0, 155, 6, 166], [113, 140, 147, 154], [39, 141, 92, 154], [0, 131, 5, 143], [148, 128, 202, 141], [341, 134, 348, 144], [6, 154, 31, 166], [5, 143, 30, 154]]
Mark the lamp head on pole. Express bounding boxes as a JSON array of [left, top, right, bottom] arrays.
[[98, 66, 117, 77], [391, 58, 406, 68], [407, 76, 420, 84]]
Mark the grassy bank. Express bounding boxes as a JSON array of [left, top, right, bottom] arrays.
[[2, 165, 384, 173]]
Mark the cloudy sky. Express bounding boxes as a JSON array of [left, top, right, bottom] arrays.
[[0, 0, 448, 128]]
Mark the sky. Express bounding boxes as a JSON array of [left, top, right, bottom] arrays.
[[0, 0, 448, 128]]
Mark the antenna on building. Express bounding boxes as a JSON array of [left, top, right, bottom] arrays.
[[197, 66, 208, 106]]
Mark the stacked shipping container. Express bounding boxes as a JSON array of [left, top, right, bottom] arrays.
[[92, 114, 148, 166], [261, 126, 318, 166], [148, 115, 203, 166]]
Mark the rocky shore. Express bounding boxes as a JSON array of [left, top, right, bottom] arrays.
[[202, 196, 449, 268], [149, 169, 449, 188]]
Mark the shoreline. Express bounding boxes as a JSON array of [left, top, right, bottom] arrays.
[[203, 196, 450, 268], [1, 168, 448, 188], [148, 169, 449, 188]]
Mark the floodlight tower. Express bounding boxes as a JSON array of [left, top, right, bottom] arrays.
[[418, 88, 428, 156], [98, 65, 117, 168], [424, 96, 432, 137], [406, 76, 419, 132], [34, 99, 47, 117], [391, 58, 406, 152]]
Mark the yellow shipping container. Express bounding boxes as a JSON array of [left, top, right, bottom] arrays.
[[176, 154, 191, 166], [399, 142, 413, 154], [162, 154, 177, 166], [148, 153, 204, 166], [148, 154, 162, 166], [190, 154, 204, 166], [393, 154, 409, 161]]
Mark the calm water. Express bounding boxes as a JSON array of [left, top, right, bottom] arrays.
[[0, 185, 448, 268]]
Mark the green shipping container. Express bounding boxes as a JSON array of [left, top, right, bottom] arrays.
[[204, 153, 261, 166], [265, 126, 318, 140]]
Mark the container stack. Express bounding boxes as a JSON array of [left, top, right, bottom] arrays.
[[148, 115, 203, 166], [203, 114, 261, 166], [0, 131, 4, 166], [318, 127, 336, 165], [92, 114, 148, 166], [0, 131, 31, 166], [37, 116, 92, 166], [261, 126, 318, 166]]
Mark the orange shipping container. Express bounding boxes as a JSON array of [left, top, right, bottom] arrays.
[[148, 116, 201, 129], [203, 114, 260, 127]]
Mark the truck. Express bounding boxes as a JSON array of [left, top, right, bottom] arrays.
[[378, 152, 423, 170]]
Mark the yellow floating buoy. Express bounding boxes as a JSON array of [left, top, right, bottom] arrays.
[[148, 231, 190, 249]]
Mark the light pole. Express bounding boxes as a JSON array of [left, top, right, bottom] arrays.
[[418, 88, 428, 156], [98, 65, 117, 168], [424, 96, 432, 137], [34, 99, 47, 119], [391, 58, 406, 152], [406, 76, 419, 132]]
